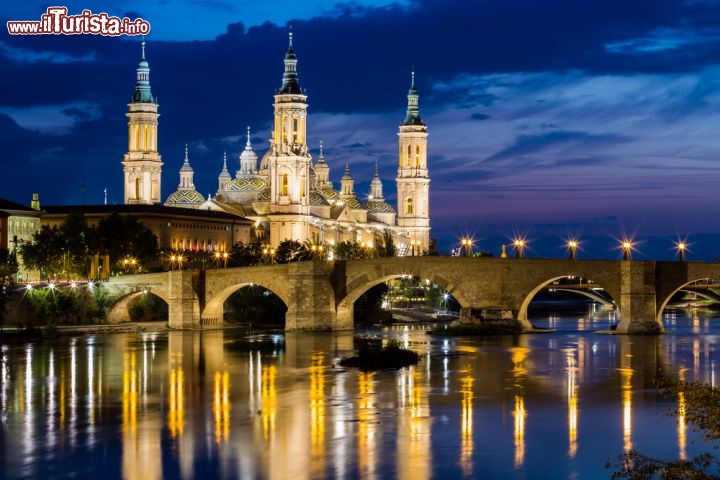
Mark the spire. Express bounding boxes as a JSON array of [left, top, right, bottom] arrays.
[[178, 145, 195, 189], [218, 151, 231, 190], [341, 160, 355, 197], [402, 68, 423, 126], [279, 29, 302, 95], [132, 40, 155, 103], [370, 159, 384, 200], [239, 126, 258, 176], [317, 140, 325, 163], [180, 144, 193, 172]]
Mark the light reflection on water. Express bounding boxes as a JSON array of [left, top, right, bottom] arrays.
[[0, 306, 719, 479]]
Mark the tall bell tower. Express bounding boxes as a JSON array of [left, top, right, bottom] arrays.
[[268, 31, 313, 245], [396, 70, 430, 253], [122, 40, 162, 204]]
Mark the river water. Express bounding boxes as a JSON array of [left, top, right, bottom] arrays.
[[1, 304, 719, 479]]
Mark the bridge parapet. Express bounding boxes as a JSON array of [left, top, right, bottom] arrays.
[[101, 258, 720, 332]]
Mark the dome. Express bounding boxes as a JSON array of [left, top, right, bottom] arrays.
[[165, 189, 205, 207], [309, 191, 330, 206], [224, 176, 267, 193], [366, 200, 395, 213]]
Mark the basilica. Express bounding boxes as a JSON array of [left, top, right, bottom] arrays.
[[122, 34, 430, 254]]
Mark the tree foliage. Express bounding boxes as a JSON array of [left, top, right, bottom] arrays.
[[20, 212, 160, 278], [275, 239, 313, 263], [374, 231, 396, 257]]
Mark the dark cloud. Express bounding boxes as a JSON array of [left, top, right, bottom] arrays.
[[470, 113, 491, 120], [484, 131, 629, 165]]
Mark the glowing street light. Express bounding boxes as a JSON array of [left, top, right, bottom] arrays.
[[567, 239, 579, 260], [461, 238, 473, 257], [621, 240, 633, 261], [262, 246, 275, 264], [513, 238, 525, 259], [676, 241, 687, 262]]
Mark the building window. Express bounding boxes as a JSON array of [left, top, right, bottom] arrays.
[[282, 174, 289, 196], [406, 197, 413, 215], [416, 145, 421, 167], [406, 145, 412, 167]]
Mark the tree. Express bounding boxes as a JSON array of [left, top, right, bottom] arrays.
[[374, 231, 396, 257], [333, 241, 367, 260], [275, 239, 312, 263], [0, 248, 18, 283], [20, 225, 66, 278], [229, 241, 263, 267], [90, 213, 160, 272]]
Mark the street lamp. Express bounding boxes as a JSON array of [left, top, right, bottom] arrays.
[[621, 240, 633, 261], [676, 241, 687, 262], [262, 247, 275, 264], [513, 238, 525, 258], [223, 251, 229, 268], [567, 239, 579, 260], [461, 238, 473, 257]]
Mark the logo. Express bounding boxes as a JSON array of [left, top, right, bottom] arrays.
[[7, 7, 151, 36]]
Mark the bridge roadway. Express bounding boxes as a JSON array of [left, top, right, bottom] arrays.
[[104, 257, 720, 333]]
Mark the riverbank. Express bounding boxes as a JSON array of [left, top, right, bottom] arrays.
[[0, 321, 169, 341]]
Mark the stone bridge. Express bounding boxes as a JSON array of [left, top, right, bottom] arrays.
[[104, 257, 720, 333]]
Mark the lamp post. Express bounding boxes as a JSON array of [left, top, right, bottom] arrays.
[[676, 242, 686, 262], [513, 238, 525, 258], [567, 240, 578, 260], [461, 238, 473, 257], [621, 241, 632, 261]]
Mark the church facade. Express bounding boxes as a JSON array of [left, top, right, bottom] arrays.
[[124, 34, 430, 254]]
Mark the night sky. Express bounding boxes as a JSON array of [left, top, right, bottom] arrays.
[[3, 0, 720, 259]]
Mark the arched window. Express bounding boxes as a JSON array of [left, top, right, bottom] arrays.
[[282, 174, 289, 196], [135, 178, 141, 200], [416, 145, 421, 167], [293, 118, 299, 143], [406, 197, 413, 215], [406, 145, 412, 167], [143, 125, 149, 150], [134, 125, 140, 151]]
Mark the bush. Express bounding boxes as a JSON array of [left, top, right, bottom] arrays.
[[339, 338, 420, 371]]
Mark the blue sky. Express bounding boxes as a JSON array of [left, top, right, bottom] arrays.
[[2, 0, 720, 259]]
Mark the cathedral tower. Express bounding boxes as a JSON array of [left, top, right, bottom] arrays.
[[267, 31, 313, 245], [396, 70, 430, 253], [122, 41, 162, 204]]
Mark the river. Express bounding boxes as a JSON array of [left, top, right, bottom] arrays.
[[1, 303, 718, 479]]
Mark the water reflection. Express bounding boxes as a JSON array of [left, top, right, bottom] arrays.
[[1, 310, 720, 479]]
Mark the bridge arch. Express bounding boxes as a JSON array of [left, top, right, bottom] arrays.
[[517, 275, 618, 329], [656, 278, 717, 323], [201, 282, 289, 327], [336, 260, 469, 327], [106, 289, 170, 324]]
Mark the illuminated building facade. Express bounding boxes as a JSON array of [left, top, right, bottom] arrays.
[[122, 34, 432, 253]]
